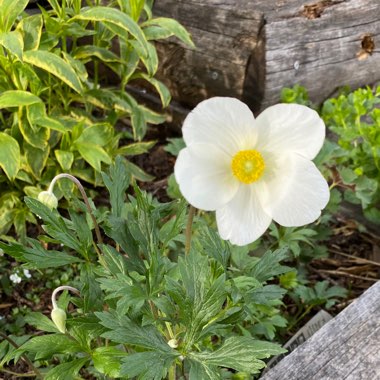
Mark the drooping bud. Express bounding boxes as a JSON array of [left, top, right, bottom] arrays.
[[51, 307, 67, 333], [38, 191, 58, 209], [167, 338, 179, 348]]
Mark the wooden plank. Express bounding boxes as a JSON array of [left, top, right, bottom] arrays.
[[154, 0, 380, 111], [249, 0, 380, 109], [260, 281, 380, 380]]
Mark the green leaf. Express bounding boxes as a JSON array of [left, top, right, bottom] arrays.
[[250, 248, 291, 282], [74, 7, 148, 56], [0, 0, 28, 32], [18, 334, 81, 360], [24, 312, 60, 333], [17, 14, 43, 50], [0, 132, 20, 180], [55, 150, 74, 171], [0, 238, 83, 268], [124, 160, 154, 181], [74, 45, 120, 62], [143, 17, 194, 47], [134, 73, 171, 107], [0, 90, 42, 108], [120, 351, 175, 379], [92, 347, 126, 377], [24, 142, 49, 179], [75, 142, 112, 171], [97, 312, 173, 353], [23, 50, 83, 93], [188, 360, 220, 380], [45, 358, 89, 380], [190, 337, 285, 374], [0, 31, 23, 60], [164, 137, 185, 157], [76, 123, 113, 146], [100, 244, 129, 275], [101, 156, 130, 217], [116, 141, 156, 156]]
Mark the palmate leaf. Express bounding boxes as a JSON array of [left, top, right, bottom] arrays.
[[0, 238, 83, 268], [189, 337, 286, 375], [23, 50, 83, 93], [45, 358, 89, 380], [120, 351, 176, 380], [250, 247, 291, 282], [166, 252, 227, 348], [92, 347, 127, 377]]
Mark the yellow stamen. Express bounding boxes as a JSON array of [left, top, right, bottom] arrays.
[[231, 150, 265, 184]]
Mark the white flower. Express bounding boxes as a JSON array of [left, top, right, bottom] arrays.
[[175, 97, 329, 246], [10, 273, 22, 284], [23, 269, 32, 279]]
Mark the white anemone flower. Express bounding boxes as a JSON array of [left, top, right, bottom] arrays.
[[174, 97, 330, 246]]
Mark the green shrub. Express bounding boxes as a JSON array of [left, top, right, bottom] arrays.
[[0, 0, 193, 239]]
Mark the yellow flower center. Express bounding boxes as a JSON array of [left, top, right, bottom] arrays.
[[231, 150, 265, 184]]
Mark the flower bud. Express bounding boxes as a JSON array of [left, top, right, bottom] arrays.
[[38, 191, 58, 209], [51, 307, 67, 333], [167, 338, 179, 348]]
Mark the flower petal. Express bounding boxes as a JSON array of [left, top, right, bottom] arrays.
[[182, 97, 257, 155], [254, 103, 325, 159], [265, 154, 330, 227], [174, 143, 238, 211], [216, 185, 272, 246]]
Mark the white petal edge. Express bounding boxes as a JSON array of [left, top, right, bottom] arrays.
[[216, 185, 272, 246], [182, 97, 257, 155], [254, 103, 325, 160], [265, 154, 330, 227], [174, 143, 238, 211]]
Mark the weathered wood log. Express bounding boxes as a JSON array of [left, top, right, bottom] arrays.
[[153, 0, 380, 111], [260, 280, 380, 380]]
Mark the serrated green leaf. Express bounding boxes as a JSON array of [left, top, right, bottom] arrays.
[[24, 312, 60, 333], [92, 347, 126, 377], [23, 50, 83, 93], [18, 334, 81, 360], [120, 351, 175, 379], [190, 337, 285, 374], [250, 248, 291, 282], [45, 357, 89, 380], [0, 132, 20, 180], [124, 160, 154, 181]]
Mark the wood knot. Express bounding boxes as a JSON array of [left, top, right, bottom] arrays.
[[301, 0, 344, 19], [357, 34, 375, 61]]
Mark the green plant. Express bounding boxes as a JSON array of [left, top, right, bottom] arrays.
[[0, 0, 194, 239], [0, 158, 290, 379]]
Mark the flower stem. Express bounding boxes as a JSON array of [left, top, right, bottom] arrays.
[[185, 205, 196, 255], [48, 173, 103, 246], [0, 332, 43, 379], [51, 285, 80, 310], [168, 363, 176, 380]]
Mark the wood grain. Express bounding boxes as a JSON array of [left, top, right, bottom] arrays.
[[153, 0, 380, 111], [260, 281, 380, 380]]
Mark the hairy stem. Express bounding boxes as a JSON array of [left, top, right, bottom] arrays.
[[185, 206, 196, 255]]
